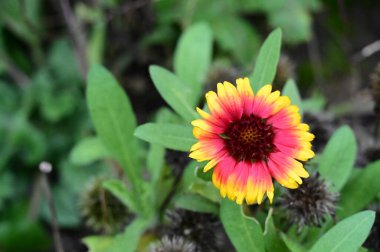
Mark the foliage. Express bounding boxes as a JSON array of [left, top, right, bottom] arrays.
[[0, 1, 379, 252]]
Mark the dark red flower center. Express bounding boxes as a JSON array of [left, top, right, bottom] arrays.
[[223, 114, 276, 162]]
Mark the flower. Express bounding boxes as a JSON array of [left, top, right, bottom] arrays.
[[189, 78, 315, 205], [279, 173, 339, 232]]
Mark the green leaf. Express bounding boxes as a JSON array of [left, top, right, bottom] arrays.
[[134, 123, 196, 152], [102, 180, 138, 214], [87, 65, 141, 195], [189, 182, 220, 203], [174, 22, 212, 102], [149, 65, 198, 121], [220, 199, 265, 252], [280, 233, 306, 252], [211, 16, 260, 66], [82, 236, 113, 252], [302, 92, 326, 113], [338, 161, 380, 218], [147, 108, 172, 184], [195, 165, 213, 181], [48, 39, 81, 83], [250, 28, 282, 92], [282, 79, 303, 115], [175, 193, 219, 214], [69, 137, 109, 165], [309, 211, 375, 252], [107, 217, 151, 252], [264, 215, 289, 252], [318, 126, 357, 191]]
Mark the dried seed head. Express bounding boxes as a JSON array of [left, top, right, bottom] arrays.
[[279, 173, 339, 232], [149, 236, 197, 252], [80, 177, 130, 234], [163, 209, 225, 252]]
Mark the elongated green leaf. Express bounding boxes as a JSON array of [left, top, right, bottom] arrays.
[[189, 182, 220, 203], [250, 28, 282, 91], [107, 217, 151, 252], [86, 65, 142, 201], [309, 211, 375, 252], [175, 193, 219, 214], [82, 236, 113, 252], [280, 233, 306, 252], [174, 22, 212, 103], [318, 126, 356, 191], [134, 123, 196, 152], [86, 65, 138, 165], [282, 79, 303, 115], [149, 65, 198, 121], [147, 108, 173, 184], [220, 199, 265, 252], [338, 161, 380, 218], [102, 180, 138, 213], [264, 217, 288, 252], [70, 137, 109, 165]]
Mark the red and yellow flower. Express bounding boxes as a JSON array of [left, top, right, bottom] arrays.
[[189, 78, 315, 205]]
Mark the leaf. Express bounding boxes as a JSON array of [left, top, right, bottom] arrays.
[[87, 65, 141, 195], [69, 137, 109, 165], [174, 22, 212, 102], [107, 217, 151, 252], [318, 126, 357, 191], [102, 180, 138, 214], [264, 215, 289, 252], [195, 165, 213, 181], [282, 79, 303, 115], [250, 28, 282, 92], [82, 236, 113, 252], [220, 199, 265, 252], [175, 193, 219, 214], [149, 65, 198, 121], [147, 108, 172, 184], [189, 182, 220, 203], [309, 211, 375, 252], [280, 233, 306, 252], [211, 16, 260, 66], [338, 160, 380, 218], [134, 123, 196, 152], [302, 92, 326, 113]]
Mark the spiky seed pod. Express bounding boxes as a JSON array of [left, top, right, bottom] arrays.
[[163, 209, 225, 252], [371, 63, 380, 115], [149, 236, 197, 252], [80, 177, 130, 234], [274, 54, 296, 87], [279, 173, 339, 232]]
